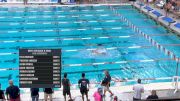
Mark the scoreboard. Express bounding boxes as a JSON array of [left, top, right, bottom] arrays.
[[19, 49, 61, 88]]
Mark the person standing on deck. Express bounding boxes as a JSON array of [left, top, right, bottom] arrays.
[[62, 73, 72, 101], [6, 80, 20, 101], [78, 73, 90, 101], [133, 79, 144, 101], [101, 70, 114, 97]]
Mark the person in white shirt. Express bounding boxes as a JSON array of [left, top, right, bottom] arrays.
[[133, 79, 144, 101]]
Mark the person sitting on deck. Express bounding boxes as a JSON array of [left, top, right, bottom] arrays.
[[147, 90, 159, 100]]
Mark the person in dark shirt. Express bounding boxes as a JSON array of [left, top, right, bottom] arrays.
[[62, 73, 72, 101], [101, 70, 113, 97], [30, 88, 39, 101], [78, 73, 89, 101], [44, 88, 53, 101], [6, 80, 20, 101], [0, 84, 5, 100], [147, 90, 158, 100]]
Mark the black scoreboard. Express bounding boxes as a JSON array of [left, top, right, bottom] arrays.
[[19, 49, 61, 88]]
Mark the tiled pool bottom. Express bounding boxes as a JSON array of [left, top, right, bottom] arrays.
[[0, 4, 179, 90]]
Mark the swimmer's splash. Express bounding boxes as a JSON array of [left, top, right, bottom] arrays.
[[73, 44, 121, 59]]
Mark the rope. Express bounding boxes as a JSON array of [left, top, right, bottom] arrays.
[[106, 3, 179, 62]]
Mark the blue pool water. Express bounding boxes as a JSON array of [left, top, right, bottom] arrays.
[[0, 5, 179, 90]]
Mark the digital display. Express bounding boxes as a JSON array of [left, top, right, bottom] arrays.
[[19, 49, 61, 88]]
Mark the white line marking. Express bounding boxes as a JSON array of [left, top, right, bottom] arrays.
[[106, 20, 115, 22], [93, 28, 102, 30], [65, 49, 78, 52], [89, 20, 97, 22], [29, 16, 36, 18], [3, 41, 15, 43], [140, 59, 154, 62], [10, 23, 19, 25], [63, 38, 74, 40], [13, 17, 22, 18], [81, 37, 92, 40], [118, 36, 130, 38], [44, 39, 55, 41], [44, 30, 53, 32], [112, 27, 122, 29], [115, 61, 128, 64], [27, 23, 35, 25], [24, 40, 35, 42], [61, 29, 71, 31], [43, 22, 51, 24], [0, 53, 12, 55], [100, 14, 109, 16], [106, 47, 117, 50], [77, 29, 86, 31], [43, 16, 51, 18], [128, 46, 141, 49], [26, 30, 36, 32], [69, 64, 82, 66], [98, 37, 109, 39], [58, 22, 68, 24], [93, 62, 106, 65], [72, 15, 79, 17], [8, 31, 18, 33], [58, 15, 65, 17], [96, 9, 104, 11], [85, 15, 93, 17]]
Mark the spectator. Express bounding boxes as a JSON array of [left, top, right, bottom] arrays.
[[62, 73, 72, 101], [30, 88, 39, 101], [113, 96, 118, 101], [165, 1, 172, 16], [0, 84, 5, 101], [1, 0, 7, 2], [78, 73, 89, 101], [23, 0, 27, 5], [44, 88, 53, 101], [147, 90, 158, 100], [133, 79, 144, 101], [93, 87, 103, 101], [101, 70, 113, 97], [6, 80, 20, 101]]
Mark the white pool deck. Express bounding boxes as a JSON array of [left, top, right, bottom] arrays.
[[20, 82, 180, 101]]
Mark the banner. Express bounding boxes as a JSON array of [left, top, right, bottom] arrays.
[[0, 0, 60, 3], [0, 0, 23, 3], [28, 0, 58, 3]]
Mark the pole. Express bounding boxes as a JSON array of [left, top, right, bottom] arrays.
[[174, 58, 179, 93], [175, 58, 179, 76]]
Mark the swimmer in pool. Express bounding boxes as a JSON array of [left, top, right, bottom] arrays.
[[92, 44, 107, 55]]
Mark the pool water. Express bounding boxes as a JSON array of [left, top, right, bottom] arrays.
[[0, 5, 179, 90]]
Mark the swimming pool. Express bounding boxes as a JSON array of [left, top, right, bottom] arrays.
[[0, 4, 179, 90]]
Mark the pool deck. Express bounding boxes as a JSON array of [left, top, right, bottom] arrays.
[[20, 82, 180, 101]]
